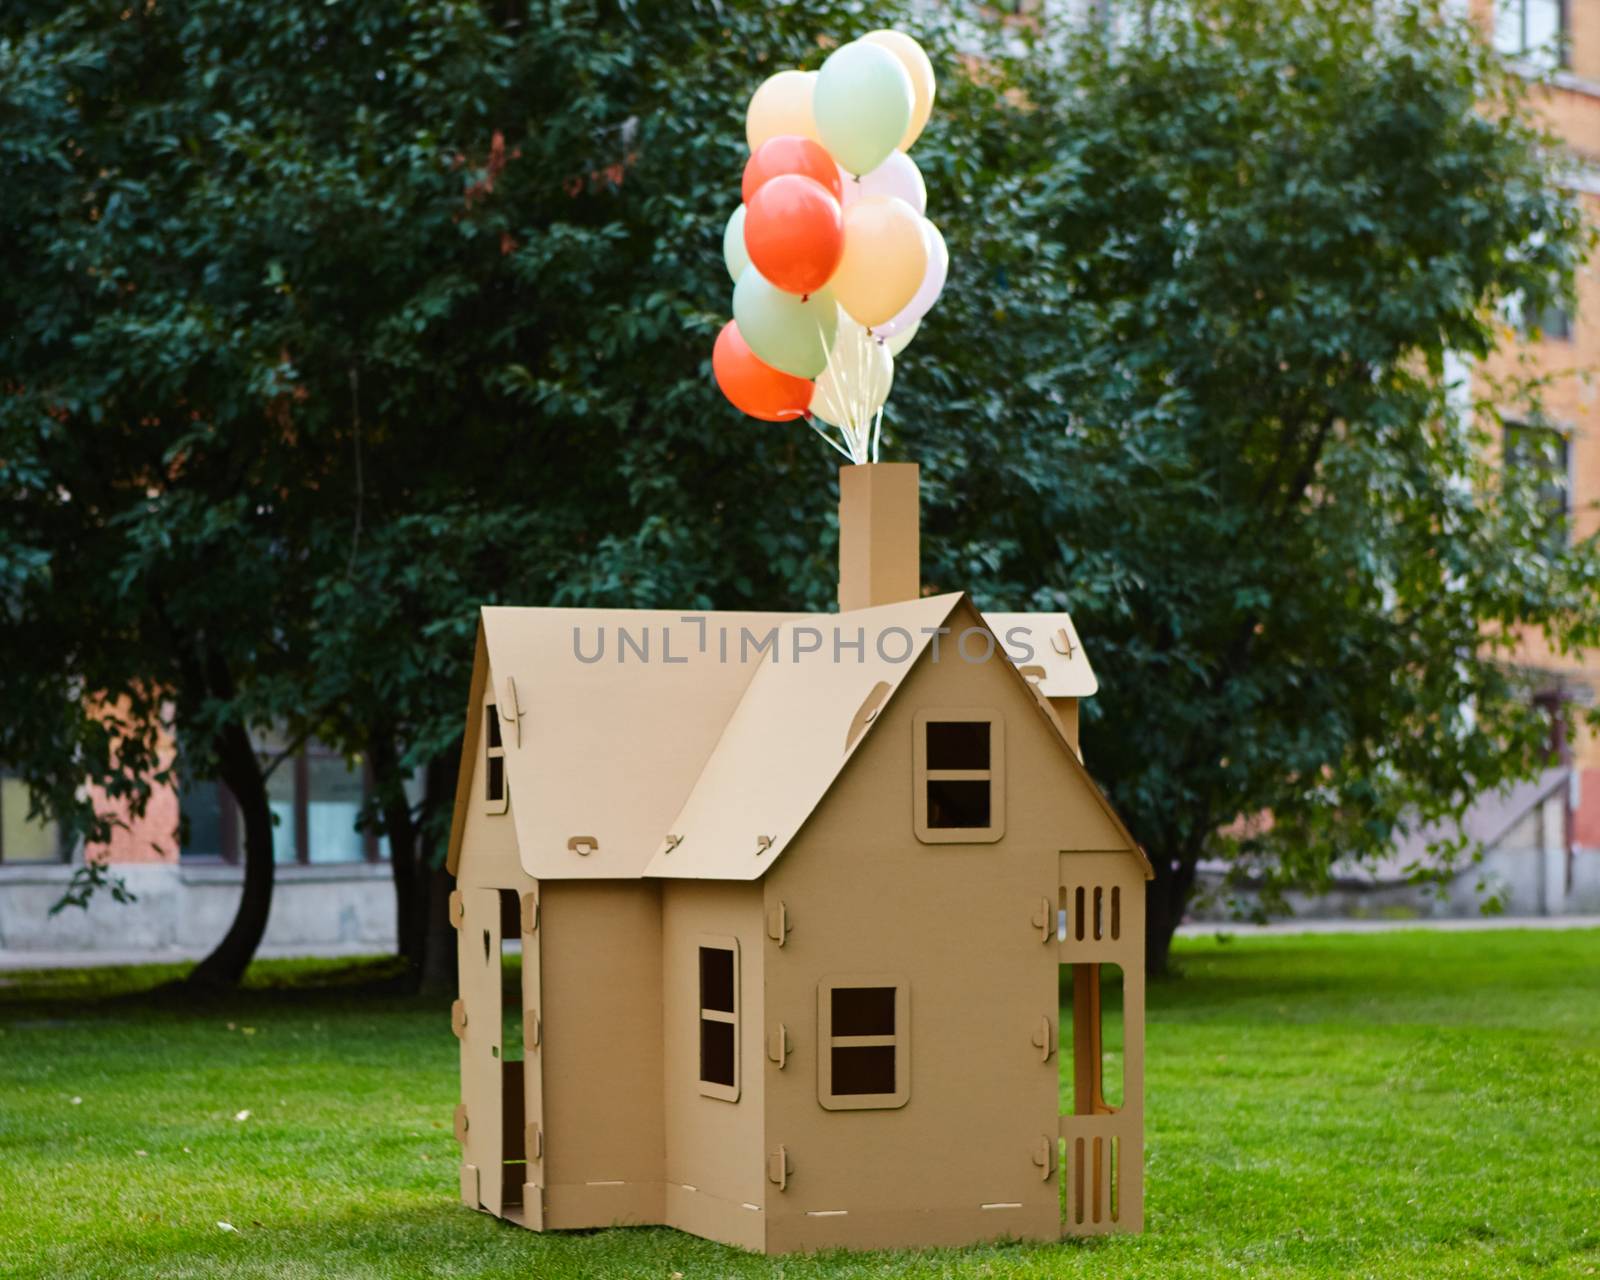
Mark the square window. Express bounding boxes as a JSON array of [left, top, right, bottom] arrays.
[[925, 720, 990, 770], [831, 1045, 897, 1095], [831, 985, 895, 1036], [927, 779, 992, 829]]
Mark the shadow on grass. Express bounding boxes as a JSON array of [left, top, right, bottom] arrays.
[[0, 954, 429, 1019]]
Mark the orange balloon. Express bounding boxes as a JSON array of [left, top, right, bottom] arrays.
[[743, 174, 844, 297], [713, 320, 814, 422], [741, 135, 843, 205]]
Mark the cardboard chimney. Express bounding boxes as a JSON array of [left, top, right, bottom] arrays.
[[445, 463, 1148, 1251]]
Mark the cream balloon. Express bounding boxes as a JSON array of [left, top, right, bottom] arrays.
[[884, 318, 919, 357], [745, 69, 820, 152], [811, 310, 894, 431], [862, 30, 936, 151], [723, 204, 749, 283], [872, 217, 947, 338], [831, 195, 927, 328]]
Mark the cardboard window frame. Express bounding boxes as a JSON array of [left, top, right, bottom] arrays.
[[483, 692, 509, 816], [697, 936, 740, 1102], [912, 709, 1004, 844], [817, 976, 910, 1111]]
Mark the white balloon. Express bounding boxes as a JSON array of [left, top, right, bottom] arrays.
[[811, 309, 894, 430], [838, 151, 926, 216], [723, 205, 748, 283], [872, 218, 947, 339], [883, 318, 919, 357]]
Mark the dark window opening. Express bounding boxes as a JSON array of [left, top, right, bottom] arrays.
[[832, 985, 895, 1037], [831, 1045, 897, 1095], [486, 755, 505, 803], [928, 779, 991, 829], [925, 720, 990, 770], [700, 1019, 735, 1087], [700, 946, 734, 1013]]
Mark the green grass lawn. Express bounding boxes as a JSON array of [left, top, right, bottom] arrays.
[[1, 930, 1596, 1279]]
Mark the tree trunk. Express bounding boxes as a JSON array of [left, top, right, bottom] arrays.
[[371, 731, 428, 982], [419, 860, 456, 995], [417, 752, 458, 996], [186, 721, 275, 990], [1144, 845, 1198, 979]]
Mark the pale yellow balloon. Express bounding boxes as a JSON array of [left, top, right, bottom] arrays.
[[830, 196, 927, 328], [862, 30, 936, 151], [745, 69, 820, 152]]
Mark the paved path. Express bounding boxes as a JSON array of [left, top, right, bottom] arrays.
[[1176, 915, 1600, 936], [0, 940, 386, 974], [1, 917, 1596, 973]]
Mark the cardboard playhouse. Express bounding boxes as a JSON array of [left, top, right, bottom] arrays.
[[446, 463, 1150, 1252]]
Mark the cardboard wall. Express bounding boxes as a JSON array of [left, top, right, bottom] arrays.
[[659, 879, 768, 1250], [539, 878, 666, 1229], [759, 600, 1139, 1251]]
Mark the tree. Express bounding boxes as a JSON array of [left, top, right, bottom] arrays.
[[917, 0, 1600, 969], [3, 0, 1591, 984]]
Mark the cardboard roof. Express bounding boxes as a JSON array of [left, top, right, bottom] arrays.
[[984, 611, 1098, 697], [452, 607, 802, 880], [448, 599, 1140, 883], [641, 595, 965, 880], [644, 595, 1148, 882]]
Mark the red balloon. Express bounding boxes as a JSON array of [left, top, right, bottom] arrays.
[[741, 135, 843, 204], [713, 321, 813, 422], [743, 174, 844, 297]]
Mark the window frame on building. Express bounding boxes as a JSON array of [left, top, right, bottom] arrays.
[[0, 771, 68, 866], [1493, 0, 1568, 70], [817, 976, 911, 1111], [1504, 420, 1572, 552], [912, 709, 1006, 844], [484, 695, 509, 815], [696, 937, 741, 1102], [179, 747, 388, 865]]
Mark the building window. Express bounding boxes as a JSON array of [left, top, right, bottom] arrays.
[[697, 939, 740, 1102], [913, 710, 1005, 843], [484, 698, 508, 815], [1505, 422, 1570, 552], [1519, 298, 1573, 342], [1494, 0, 1567, 70], [0, 772, 66, 864], [180, 748, 392, 864], [818, 977, 910, 1110]]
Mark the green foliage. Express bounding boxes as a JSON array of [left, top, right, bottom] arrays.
[[1, 0, 1594, 969], [2, 929, 1598, 1276]]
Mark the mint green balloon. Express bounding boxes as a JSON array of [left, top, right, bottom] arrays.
[[723, 204, 749, 284], [813, 41, 914, 177], [732, 267, 838, 379]]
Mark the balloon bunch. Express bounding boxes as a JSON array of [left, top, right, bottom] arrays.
[[712, 30, 946, 464]]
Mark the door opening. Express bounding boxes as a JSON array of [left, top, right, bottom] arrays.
[[496, 889, 527, 1207]]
